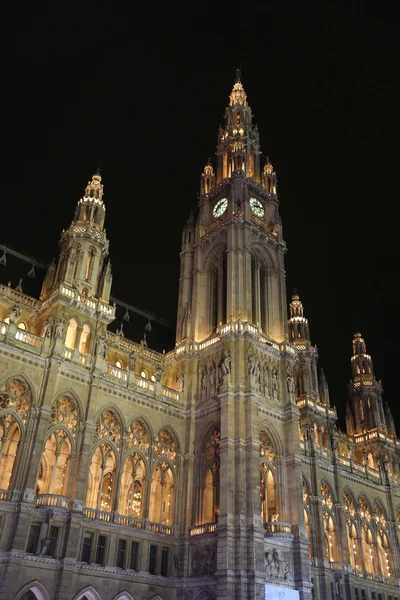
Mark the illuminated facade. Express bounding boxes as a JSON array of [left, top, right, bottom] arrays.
[[0, 73, 399, 600]]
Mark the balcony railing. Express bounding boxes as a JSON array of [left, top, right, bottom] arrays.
[[189, 522, 217, 536], [116, 514, 144, 528], [264, 521, 293, 539], [0, 489, 11, 501], [329, 561, 348, 571], [15, 329, 42, 348], [82, 508, 173, 535], [106, 364, 128, 382], [36, 493, 71, 510]]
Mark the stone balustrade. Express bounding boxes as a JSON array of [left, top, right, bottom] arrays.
[[36, 493, 71, 510], [189, 522, 218, 536]]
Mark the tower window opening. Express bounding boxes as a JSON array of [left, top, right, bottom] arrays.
[[85, 250, 95, 282], [79, 324, 91, 354], [18, 322, 26, 330], [65, 319, 78, 349]]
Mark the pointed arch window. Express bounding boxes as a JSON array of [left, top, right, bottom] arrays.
[[149, 461, 174, 525], [85, 443, 117, 511], [377, 529, 393, 579], [0, 415, 21, 490], [260, 430, 277, 522], [65, 319, 78, 350], [79, 324, 91, 354], [36, 429, 72, 496], [361, 523, 379, 575], [303, 482, 313, 558], [210, 254, 227, 332], [359, 398, 365, 421], [118, 452, 146, 519], [324, 511, 339, 562], [202, 428, 220, 523], [346, 518, 361, 569], [85, 249, 95, 282], [0, 377, 32, 491]]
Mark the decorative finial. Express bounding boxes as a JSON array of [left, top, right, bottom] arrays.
[[235, 68, 242, 82]]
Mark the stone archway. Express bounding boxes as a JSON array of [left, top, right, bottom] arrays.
[[74, 587, 102, 600], [15, 582, 50, 600]]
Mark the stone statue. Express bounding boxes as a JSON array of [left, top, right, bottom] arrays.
[[272, 367, 279, 392], [42, 316, 54, 338], [177, 372, 184, 391], [248, 354, 260, 378], [209, 363, 216, 395], [155, 365, 164, 382], [95, 335, 107, 359], [129, 350, 136, 372], [200, 366, 208, 400], [286, 367, 295, 394], [39, 537, 51, 557], [9, 304, 20, 324], [55, 317, 66, 340], [218, 351, 231, 387]]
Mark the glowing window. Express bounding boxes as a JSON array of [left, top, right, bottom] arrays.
[[4, 317, 10, 324], [116, 360, 122, 369], [151, 375, 156, 382], [79, 324, 91, 354], [65, 319, 78, 350], [18, 322, 26, 330], [141, 370, 148, 379]]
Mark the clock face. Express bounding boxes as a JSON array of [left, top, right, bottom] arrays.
[[213, 197, 228, 218], [249, 197, 265, 217]]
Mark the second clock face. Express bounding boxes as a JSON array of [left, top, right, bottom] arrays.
[[249, 197, 265, 217], [213, 197, 228, 218]]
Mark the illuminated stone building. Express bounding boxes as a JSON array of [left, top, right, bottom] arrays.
[[0, 73, 399, 600]]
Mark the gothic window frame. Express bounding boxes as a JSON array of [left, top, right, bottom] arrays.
[[85, 440, 119, 512], [148, 456, 176, 526], [65, 317, 80, 350], [118, 450, 148, 520], [259, 429, 279, 523], [0, 374, 34, 491], [201, 425, 221, 525], [78, 322, 92, 355], [35, 428, 74, 497]]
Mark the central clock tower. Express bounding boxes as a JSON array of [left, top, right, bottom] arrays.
[[176, 71, 288, 344]]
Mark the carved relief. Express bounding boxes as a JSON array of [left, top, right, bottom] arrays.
[[265, 548, 290, 580], [191, 544, 217, 575]]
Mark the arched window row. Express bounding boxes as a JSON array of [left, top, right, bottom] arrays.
[[65, 319, 92, 355], [85, 412, 179, 526]]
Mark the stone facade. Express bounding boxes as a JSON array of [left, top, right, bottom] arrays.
[[0, 73, 399, 600]]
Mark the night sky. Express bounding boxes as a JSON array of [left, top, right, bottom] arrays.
[[2, 2, 399, 429]]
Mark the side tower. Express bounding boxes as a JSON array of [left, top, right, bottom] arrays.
[[38, 169, 115, 360], [176, 70, 288, 345], [346, 332, 396, 467]]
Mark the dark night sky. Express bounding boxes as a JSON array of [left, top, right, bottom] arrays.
[[1, 2, 399, 429]]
